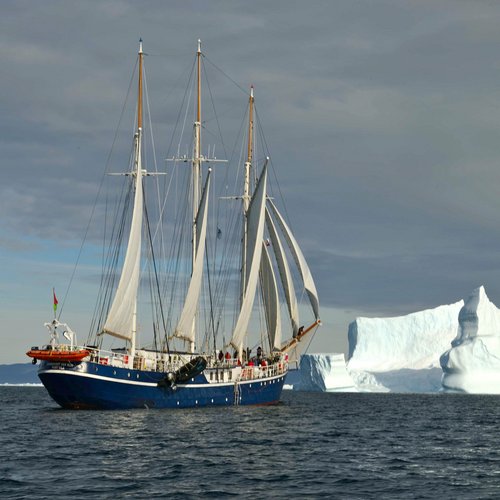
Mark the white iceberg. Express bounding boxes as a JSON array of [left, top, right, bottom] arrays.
[[347, 300, 464, 392], [294, 287, 500, 393], [293, 353, 357, 392], [440, 286, 500, 393]]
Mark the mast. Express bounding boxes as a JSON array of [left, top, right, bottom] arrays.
[[244, 85, 254, 209], [132, 38, 144, 357], [234, 86, 254, 355], [102, 39, 145, 360], [190, 39, 202, 353], [241, 86, 254, 304], [138, 39, 143, 131], [193, 39, 202, 235], [168, 40, 226, 353]]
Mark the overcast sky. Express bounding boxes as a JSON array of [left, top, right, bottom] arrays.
[[3, 0, 500, 363]]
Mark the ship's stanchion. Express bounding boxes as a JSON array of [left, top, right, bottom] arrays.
[[233, 381, 240, 406]]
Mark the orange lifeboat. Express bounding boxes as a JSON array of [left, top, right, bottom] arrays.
[[27, 347, 90, 363]]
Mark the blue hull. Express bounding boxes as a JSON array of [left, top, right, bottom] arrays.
[[38, 361, 287, 409]]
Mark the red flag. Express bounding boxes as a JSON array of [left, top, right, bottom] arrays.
[[53, 289, 58, 312]]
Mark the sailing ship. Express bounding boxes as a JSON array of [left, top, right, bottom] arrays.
[[27, 40, 321, 409]]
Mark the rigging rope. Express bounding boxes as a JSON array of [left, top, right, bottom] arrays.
[[59, 57, 139, 322]]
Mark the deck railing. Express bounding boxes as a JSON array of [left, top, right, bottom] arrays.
[[59, 344, 288, 380]]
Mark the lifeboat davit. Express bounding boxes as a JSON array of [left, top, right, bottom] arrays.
[[26, 347, 90, 363]]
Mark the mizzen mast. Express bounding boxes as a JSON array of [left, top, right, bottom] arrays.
[[244, 85, 254, 211], [241, 86, 255, 303]]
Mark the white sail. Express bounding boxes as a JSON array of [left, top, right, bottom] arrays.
[[174, 170, 211, 343], [265, 207, 299, 336], [268, 199, 320, 320], [103, 132, 143, 341], [230, 164, 268, 349], [260, 242, 282, 349]]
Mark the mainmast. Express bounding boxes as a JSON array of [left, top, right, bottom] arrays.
[[169, 40, 225, 354], [188, 40, 203, 353], [193, 39, 202, 248]]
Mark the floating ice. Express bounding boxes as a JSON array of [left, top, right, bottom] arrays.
[[348, 301, 463, 371], [347, 301, 463, 392], [294, 353, 357, 392], [441, 286, 500, 394]]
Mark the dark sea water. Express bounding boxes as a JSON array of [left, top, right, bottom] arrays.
[[1, 387, 499, 499]]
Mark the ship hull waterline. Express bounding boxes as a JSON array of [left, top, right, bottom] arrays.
[[38, 361, 287, 409]]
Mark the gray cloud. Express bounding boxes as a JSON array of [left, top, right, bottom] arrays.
[[3, 0, 500, 361]]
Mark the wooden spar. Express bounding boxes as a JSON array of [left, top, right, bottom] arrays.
[[188, 39, 203, 354], [246, 86, 254, 164], [193, 40, 202, 215], [280, 319, 322, 353], [241, 86, 254, 308], [197, 39, 201, 127], [138, 39, 143, 130]]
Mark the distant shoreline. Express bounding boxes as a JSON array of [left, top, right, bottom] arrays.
[[0, 383, 43, 387]]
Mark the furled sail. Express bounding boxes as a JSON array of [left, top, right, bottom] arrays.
[[265, 208, 299, 337], [103, 132, 143, 341], [174, 170, 211, 342], [260, 241, 282, 349], [230, 164, 268, 349], [268, 199, 320, 320]]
